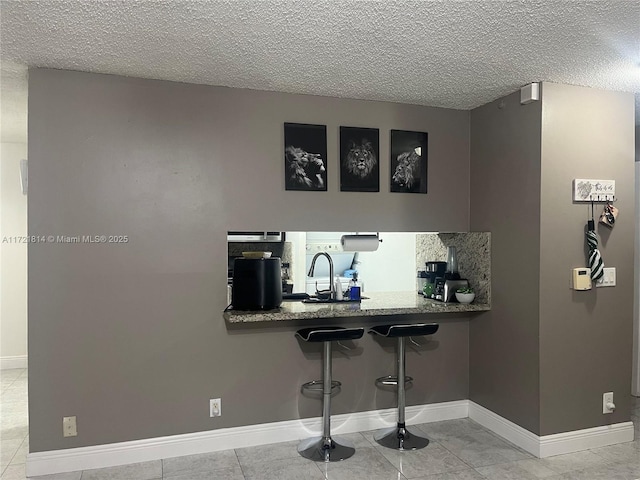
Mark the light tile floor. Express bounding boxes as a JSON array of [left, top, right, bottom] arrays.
[[1, 368, 639, 479]]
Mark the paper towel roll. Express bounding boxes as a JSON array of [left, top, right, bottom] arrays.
[[341, 234, 380, 252]]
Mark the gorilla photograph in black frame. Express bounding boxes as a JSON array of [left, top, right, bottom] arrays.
[[390, 129, 428, 194], [284, 123, 327, 191], [339, 126, 380, 192]]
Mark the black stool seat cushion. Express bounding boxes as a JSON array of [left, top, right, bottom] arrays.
[[369, 323, 439, 338], [296, 326, 365, 342]]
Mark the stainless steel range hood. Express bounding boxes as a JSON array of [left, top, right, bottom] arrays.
[[227, 231, 285, 242]]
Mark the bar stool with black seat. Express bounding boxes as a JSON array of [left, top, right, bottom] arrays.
[[295, 326, 365, 462], [369, 322, 439, 451]]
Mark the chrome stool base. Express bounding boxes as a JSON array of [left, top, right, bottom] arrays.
[[374, 424, 430, 451], [297, 436, 355, 462], [369, 323, 439, 452], [295, 327, 364, 463]]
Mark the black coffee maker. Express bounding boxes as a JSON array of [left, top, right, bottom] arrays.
[[425, 261, 447, 283]]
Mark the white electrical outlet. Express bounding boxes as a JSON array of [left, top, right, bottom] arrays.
[[210, 398, 221, 417], [305, 243, 342, 253], [602, 392, 615, 414], [596, 267, 616, 287], [63, 416, 77, 437]]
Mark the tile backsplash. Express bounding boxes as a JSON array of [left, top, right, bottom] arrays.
[[416, 232, 491, 304]]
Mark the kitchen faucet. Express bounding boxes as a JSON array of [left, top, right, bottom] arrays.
[[308, 252, 335, 299]]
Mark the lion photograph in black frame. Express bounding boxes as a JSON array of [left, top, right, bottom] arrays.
[[339, 126, 380, 192], [390, 129, 428, 194], [284, 123, 327, 191]]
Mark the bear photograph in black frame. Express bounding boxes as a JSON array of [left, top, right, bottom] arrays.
[[390, 129, 428, 194], [284, 123, 327, 191], [339, 126, 380, 192]]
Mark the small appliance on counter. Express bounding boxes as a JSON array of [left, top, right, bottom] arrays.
[[424, 261, 447, 298], [432, 278, 469, 303], [444, 279, 469, 303], [281, 262, 293, 294], [444, 246, 461, 280], [231, 254, 282, 310], [430, 247, 462, 300], [425, 261, 447, 283], [417, 271, 428, 294]]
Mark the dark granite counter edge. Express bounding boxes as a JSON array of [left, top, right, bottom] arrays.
[[224, 302, 491, 324]]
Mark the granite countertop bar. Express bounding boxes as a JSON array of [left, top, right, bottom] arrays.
[[224, 291, 490, 323]]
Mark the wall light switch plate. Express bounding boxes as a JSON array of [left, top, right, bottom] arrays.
[[596, 267, 616, 287]]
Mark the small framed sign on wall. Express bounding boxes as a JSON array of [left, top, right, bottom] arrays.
[[573, 179, 615, 202]]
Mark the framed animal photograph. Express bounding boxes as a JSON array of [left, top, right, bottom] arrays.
[[340, 126, 379, 192], [284, 123, 327, 191], [390, 129, 428, 194]]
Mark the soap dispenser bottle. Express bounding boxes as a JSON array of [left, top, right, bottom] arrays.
[[348, 274, 361, 301]]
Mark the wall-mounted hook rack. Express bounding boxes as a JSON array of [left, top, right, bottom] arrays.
[[588, 193, 616, 202], [573, 179, 615, 203]]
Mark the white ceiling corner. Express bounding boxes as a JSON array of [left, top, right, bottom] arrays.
[[0, 61, 28, 143]]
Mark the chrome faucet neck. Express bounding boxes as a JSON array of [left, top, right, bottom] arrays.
[[308, 252, 335, 299]]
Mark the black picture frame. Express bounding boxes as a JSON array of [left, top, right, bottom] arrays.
[[284, 123, 327, 191], [339, 126, 380, 192], [390, 129, 428, 194]]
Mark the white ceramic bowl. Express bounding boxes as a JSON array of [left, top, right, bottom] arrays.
[[455, 292, 475, 304]]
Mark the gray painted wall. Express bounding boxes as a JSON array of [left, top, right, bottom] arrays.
[[28, 69, 472, 452], [26, 69, 637, 452], [469, 91, 543, 434], [469, 83, 635, 437], [539, 83, 635, 435]]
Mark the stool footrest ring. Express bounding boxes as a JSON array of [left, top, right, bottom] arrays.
[[302, 380, 341, 392], [375, 375, 413, 387]]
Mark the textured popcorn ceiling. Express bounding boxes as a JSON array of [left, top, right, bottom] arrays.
[[1, 0, 639, 142]]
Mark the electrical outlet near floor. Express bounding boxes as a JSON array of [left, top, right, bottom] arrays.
[[210, 398, 221, 417], [63, 416, 77, 437], [603, 392, 615, 414]]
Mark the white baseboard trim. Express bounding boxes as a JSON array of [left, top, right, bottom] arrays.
[[26, 400, 468, 477], [469, 401, 635, 458], [27, 399, 635, 476], [1, 355, 27, 370], [468, 401, 541, 455], [538, 421, 635, 457]]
